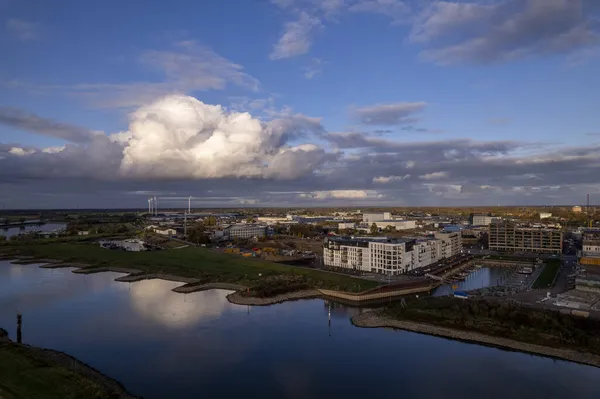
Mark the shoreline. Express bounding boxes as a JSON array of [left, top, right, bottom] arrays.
[[0, 254, 429, 306], [0, 335, 139, 398], [351, 311, 600, 368], [1, 256, 325, 306]]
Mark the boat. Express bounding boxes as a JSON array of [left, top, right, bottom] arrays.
[[454, 291, 469, 299]]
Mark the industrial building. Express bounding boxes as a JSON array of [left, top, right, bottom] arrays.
[[223, 224, 267, 240], [362, 212, 391, 223], [488, 221, 562, 254], [323, 233, 462, 275], [338, 222, 356, 230], [373, 220, 417, 230], [146, 225, 177, 236]]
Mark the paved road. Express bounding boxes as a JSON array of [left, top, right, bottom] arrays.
[[552, 255, 577, 294]]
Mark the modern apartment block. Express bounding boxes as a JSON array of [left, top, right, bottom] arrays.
[[223, 224, 267, 240], [323, 233, 462, 276], [488, 221, 562, 254]]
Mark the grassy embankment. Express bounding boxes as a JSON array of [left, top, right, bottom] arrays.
[[383, 296, 600, 355], [0, 242, 378, 295], [0, 329, 133, 399], [532, 259, 561, 289]]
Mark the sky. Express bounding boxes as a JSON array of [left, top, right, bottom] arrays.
[[1, 0, 600, 209]]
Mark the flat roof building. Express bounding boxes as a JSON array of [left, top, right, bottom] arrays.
[[488, 221, 562, 254], [224, 224, 267, 240], [362, 212, 391, 223], [323, 234, 461, 276]]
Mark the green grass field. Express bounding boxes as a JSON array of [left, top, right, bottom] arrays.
[[532, 259, 561, 289], [0, 343, 129, 399], [0, 242, 378, 293]]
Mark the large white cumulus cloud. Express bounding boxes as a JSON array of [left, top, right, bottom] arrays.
[[119, 95, 328, 179], [2, 95, 331, 181]]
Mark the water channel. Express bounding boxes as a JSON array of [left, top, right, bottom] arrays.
[[1, 260, 600, 398]]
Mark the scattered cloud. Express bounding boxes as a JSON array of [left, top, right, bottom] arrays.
[[420, 171, 448, 180], [303, 58, 325, 79], [5, 41, 260, 109], [353, 102, 426, 125], [348, 0, 411, 23], [270, 12, 323, 60], [0, 107, 99, 143], [6, 18, 40, 41], [373, 174, 411, 184], [411, 0, 600, 65], [300, 190, 384, 200]]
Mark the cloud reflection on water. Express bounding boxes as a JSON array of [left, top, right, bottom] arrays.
[[127, 279, 244, 328]]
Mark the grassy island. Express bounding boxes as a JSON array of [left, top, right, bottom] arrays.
[[0, 242, 378, 295], [353, 296, 600, 367], [0, 329, 136, 399]]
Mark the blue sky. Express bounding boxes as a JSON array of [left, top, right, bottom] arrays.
[[1, 0, 600, 208]]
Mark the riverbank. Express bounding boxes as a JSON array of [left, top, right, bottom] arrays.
[[0, 243, 379, 295], [0, 329, 138, 399], [0, 253, 432, 306], [352, 311, 600, 368]]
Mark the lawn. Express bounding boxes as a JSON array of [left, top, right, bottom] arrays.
[[0, 342, 131, 399], [532, 259, 562, 289], [0, 242, 378, 293]]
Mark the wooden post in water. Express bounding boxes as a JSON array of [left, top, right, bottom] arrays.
[[16, 313, 22, 343]]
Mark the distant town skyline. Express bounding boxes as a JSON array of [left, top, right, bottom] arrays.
[[1, 0, 599, 208]]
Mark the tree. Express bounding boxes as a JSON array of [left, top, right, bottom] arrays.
[[370, 223, 379, 235], [188, 224, 210, 245], [0, 235, 5, 241]]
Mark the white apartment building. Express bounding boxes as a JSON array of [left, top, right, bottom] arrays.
[[362, 212, 392, 223], [434, 232, 463, 258], [224, 224, 267, 240], [323, 235, 461, 276], [539, 212, 552, 219]]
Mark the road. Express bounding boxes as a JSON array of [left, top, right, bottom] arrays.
[[551, 254, 577, 294]]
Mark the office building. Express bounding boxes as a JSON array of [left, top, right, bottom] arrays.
[[488, 221, 562, 254], [223, 224, 267, 240], [323, 234, 461, 276]]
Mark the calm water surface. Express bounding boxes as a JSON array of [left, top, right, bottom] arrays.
[[0, 222, 67, 238], [1, 260, 600, 399], [432, 266, 506, 296]]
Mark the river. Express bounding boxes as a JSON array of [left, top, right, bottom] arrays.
[[1, 260, 600, 399], [0, 222, 67, 238]]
